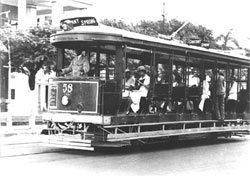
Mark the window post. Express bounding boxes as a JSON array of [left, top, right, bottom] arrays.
[[115, 44, 124, 95]]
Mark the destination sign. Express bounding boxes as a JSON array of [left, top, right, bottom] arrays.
[[60, 17, 98, 30]]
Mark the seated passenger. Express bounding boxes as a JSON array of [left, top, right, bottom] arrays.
[[60, 51, 90, 77], [199, 75, 211, 112], [172, 72, 185, 113], [227, 76, 237, 114], [127, 66, 150, 114], [122, 69, 135, 97], [173, 73, 184, 87]]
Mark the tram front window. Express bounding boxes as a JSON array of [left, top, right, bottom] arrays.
[[57, 48, 116, 80], [57, 49, 90, 77]]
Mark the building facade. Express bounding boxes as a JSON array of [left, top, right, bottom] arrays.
[[0, 0, 92, 28], [0, 0, 92, 112]]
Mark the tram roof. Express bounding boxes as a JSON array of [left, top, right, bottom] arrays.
[[51, 19, 250, 65]]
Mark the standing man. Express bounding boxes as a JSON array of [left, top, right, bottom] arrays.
[[214, 70, 226, 121], [61, 51, 90, 77]]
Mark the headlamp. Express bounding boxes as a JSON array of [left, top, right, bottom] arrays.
[[61, 95, 70, 106]]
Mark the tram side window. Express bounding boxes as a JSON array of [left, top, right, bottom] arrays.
[[89, 52, 96, 76], [99, 53, 108, 80], [239, 68, 248, 89], [187, 67, 200, 88], [126, 58, 141, 81], [157, 63, 171, 84], [151, 61, 171, 101], [236, 68, 248, 113], [172, 64, 184, 87], [89, 52, 115, 80], [63, 49, 77, 68], [171, 64, 185, 113], [127, 58, 141, 72], [199, 69, 213, 113], [123, 57, 150, 96]]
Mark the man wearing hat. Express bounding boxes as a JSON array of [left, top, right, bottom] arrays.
[[128, 65, 150, 113], [122, 68, 135, 97], [60, 51, 90, 77], [214, 70, 226, 121]]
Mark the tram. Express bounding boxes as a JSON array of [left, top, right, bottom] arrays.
[[42, 16, 250, 151]]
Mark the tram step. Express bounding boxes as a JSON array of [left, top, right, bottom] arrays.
[[42, 134, 94, 151]]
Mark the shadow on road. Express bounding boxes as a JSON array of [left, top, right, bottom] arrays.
[[57, 136, 249, 156]]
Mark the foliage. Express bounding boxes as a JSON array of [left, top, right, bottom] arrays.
[[0, 27, 57, 90], [215, 29, 240, 50], [101, 18, 218, 49], [0, 17, 247, 91]]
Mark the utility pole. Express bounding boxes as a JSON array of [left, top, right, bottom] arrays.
[[162, 2, 165, 34], [0, 10, 12, 127]]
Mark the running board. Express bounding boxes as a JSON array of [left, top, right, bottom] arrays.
[[42, 134, 94, 151]]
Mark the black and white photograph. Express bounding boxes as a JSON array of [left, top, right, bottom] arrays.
[[0, 0, 250, 175]]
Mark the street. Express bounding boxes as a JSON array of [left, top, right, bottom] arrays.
[[0, 135, 250, 176]]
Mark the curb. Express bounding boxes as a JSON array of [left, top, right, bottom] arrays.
[[0, 125, 46, 137]]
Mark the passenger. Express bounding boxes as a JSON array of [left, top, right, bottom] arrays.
[[199, 75, 211, 112], [214, 70, 226, 121], [173, 66, 184, 87], [172, 71, 184, 113], [122, 69, 135, 97], [173, 73, 185, 87], [227, 76, 237, 114], [60, 51, 90, 77], [127, 66, 150, 114]]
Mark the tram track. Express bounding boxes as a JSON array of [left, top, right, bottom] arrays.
[[0, 136, 250, 176]]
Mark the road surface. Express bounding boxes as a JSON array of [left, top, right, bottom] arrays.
[[0, 135, 250, 176]]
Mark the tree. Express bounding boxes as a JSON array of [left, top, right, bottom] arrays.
[[101, 18, 216, 48], [216, 29, 240, 50], [0, 27, 57, 90], [100, 19, 131, 31]]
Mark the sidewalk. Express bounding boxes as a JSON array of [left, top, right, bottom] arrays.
[[0, 124, 46, 137], [0, 125, 46, 147]]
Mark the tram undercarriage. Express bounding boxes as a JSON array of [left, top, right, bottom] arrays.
[[42, 116, 250, 151]]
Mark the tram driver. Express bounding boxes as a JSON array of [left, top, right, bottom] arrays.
[[59, 51, 90, 77], [127, 66, 150, 114]]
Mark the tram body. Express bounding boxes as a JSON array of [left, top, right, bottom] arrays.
[[42, 17, 250, 151]]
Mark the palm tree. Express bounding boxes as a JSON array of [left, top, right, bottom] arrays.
[[216, 29, 240, 50]]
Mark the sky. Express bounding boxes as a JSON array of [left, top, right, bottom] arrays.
[[84, 0, 250, 48]]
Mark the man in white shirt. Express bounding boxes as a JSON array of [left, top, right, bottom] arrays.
[[128, 66, 150, 113], [227, 76, 237, 114], [199, 75, 211, 112]]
